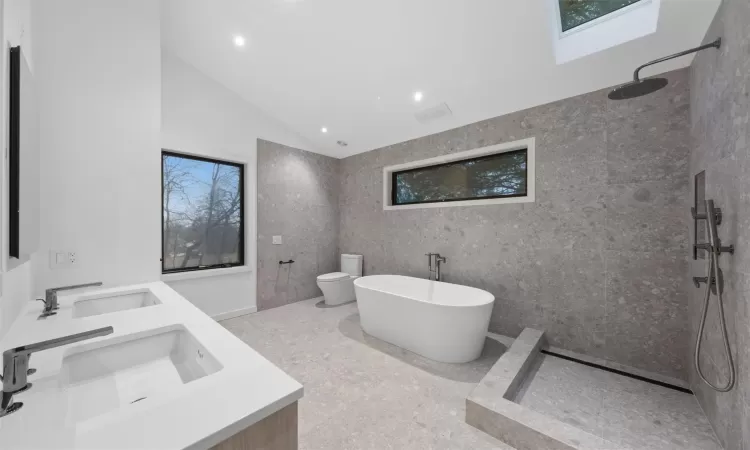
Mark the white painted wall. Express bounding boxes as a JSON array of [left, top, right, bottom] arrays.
[[32, 0, 161, 295], [1, 1, 316, 323], [0, 0, 35, 340], [161, 51, 315, 318]]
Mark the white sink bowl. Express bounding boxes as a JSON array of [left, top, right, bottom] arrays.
[[72, 289, 161, 318], [59, 326, 222, 423]]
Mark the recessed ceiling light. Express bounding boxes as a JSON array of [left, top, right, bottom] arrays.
[[233, 35, 246, 48], [414, 91, 423, 102], [321, 127, 328, 133]]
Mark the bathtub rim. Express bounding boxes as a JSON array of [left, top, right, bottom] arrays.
[[354, 274, 495, 308]]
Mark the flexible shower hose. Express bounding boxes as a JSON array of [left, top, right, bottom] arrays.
[[694, 250, 736, 392]]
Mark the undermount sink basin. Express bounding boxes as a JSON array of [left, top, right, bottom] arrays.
[[72, 289, 161, 318], [59, 326, 222, 423]]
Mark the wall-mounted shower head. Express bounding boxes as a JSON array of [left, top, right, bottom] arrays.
[[608, 38, 722, 100], [608, 78, 669, 100]]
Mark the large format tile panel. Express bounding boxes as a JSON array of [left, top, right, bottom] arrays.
[[340, 69, 691, 381], [257, 140, 340, 311], [688, 0, 750, 447]]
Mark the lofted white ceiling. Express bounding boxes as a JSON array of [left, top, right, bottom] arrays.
[[161, 0, 720, 158]]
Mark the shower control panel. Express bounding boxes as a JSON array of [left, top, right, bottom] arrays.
[[691, 204, 723, 259], [692, 198, 734, 293], [692, 196, 736, 392]]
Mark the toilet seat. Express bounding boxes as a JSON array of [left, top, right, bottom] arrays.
[[317, 272, 350, 282], [316, 273, 357, 306]]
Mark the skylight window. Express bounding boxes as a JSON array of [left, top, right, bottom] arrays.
[[560, 0, 643, 32], [548, 0, 660, 64]]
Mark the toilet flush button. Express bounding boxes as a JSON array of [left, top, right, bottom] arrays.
[[272, 236, 283, 245]]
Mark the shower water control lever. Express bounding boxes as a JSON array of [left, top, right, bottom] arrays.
[[692, 203, 733, 258], [693, 277, 709, 288], [705, 200, 734, 256], [692, 275, 721, 294], [690, 205, 722, 224]]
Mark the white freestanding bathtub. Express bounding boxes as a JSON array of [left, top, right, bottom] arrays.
[[354, 275, 495, 363]]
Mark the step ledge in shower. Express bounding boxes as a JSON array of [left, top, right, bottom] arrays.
[[466, 328, 612, 450]]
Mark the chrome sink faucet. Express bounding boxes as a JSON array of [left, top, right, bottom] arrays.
[[426, 253, 447, 281], [38, 282, 103, 319], [0, 326, 113, 418]]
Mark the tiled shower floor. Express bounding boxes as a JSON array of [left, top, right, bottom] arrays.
[[513, 354, 722, 450]]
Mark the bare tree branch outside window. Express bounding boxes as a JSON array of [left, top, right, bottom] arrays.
[[162, 152, 243, 272], [393, 149, 527, 206], [559, 0, 642, 32]]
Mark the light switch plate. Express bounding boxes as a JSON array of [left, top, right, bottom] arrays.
[[272, 235, 283, 245], [49, 250, 76, 269]]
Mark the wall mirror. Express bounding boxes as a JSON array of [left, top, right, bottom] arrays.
[[8, 45, 40, 269]]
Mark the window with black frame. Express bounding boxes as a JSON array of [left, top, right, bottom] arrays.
[[162, 151, 244, 273], [392, 149, 527, 206]]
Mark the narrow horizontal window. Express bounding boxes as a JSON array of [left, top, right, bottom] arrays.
[[559, 0, 643, 32], [392, 149, 528, 206], [162, 151, 244, 274]]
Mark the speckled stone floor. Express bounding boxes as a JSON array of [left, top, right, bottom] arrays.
[[513, 354, 722, 450], [221, 299, 722, 449], [220, 298, 513, 450]]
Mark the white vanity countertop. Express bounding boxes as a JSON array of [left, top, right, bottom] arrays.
[[0, 282, 303, 450]]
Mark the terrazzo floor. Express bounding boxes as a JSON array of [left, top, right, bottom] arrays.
[[221, 298, 721, 449], [220, 298, 513, 450], [513, 354, 722, 450]]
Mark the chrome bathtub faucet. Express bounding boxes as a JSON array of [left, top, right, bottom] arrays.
[[426, 253, 447, 281], [38, 282, 103, 319], [0, 326, 114, 418]]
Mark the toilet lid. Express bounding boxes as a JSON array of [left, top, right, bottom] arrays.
[[317, 272, 349, 281]]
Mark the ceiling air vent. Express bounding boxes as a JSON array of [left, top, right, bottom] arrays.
[[414, 103, 453, 124]]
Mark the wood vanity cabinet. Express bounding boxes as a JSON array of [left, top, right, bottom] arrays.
[[210, 402, 298, 450]]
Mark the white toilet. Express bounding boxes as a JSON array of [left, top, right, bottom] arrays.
[[316, 254, 363, 306]]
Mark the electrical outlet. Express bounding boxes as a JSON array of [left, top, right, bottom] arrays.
[[49, 250, 76, 269], [272, 236, 283, 245]]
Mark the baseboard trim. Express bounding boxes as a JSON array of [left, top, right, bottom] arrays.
[[212, 306, 258, 322]]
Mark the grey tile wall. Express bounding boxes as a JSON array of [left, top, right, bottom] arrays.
[[257, 139, 340, 311], [339, 69, 692, 381], [689, 0, 750, 448]]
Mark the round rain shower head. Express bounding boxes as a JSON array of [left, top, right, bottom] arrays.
[[608, 38, 720, 101], [608, 77, 669, 100]]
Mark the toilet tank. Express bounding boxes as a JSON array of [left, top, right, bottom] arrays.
[[341, 254, 363, 277]]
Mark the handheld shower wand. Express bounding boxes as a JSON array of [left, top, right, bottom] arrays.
[[693, 199, 735, 392]]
